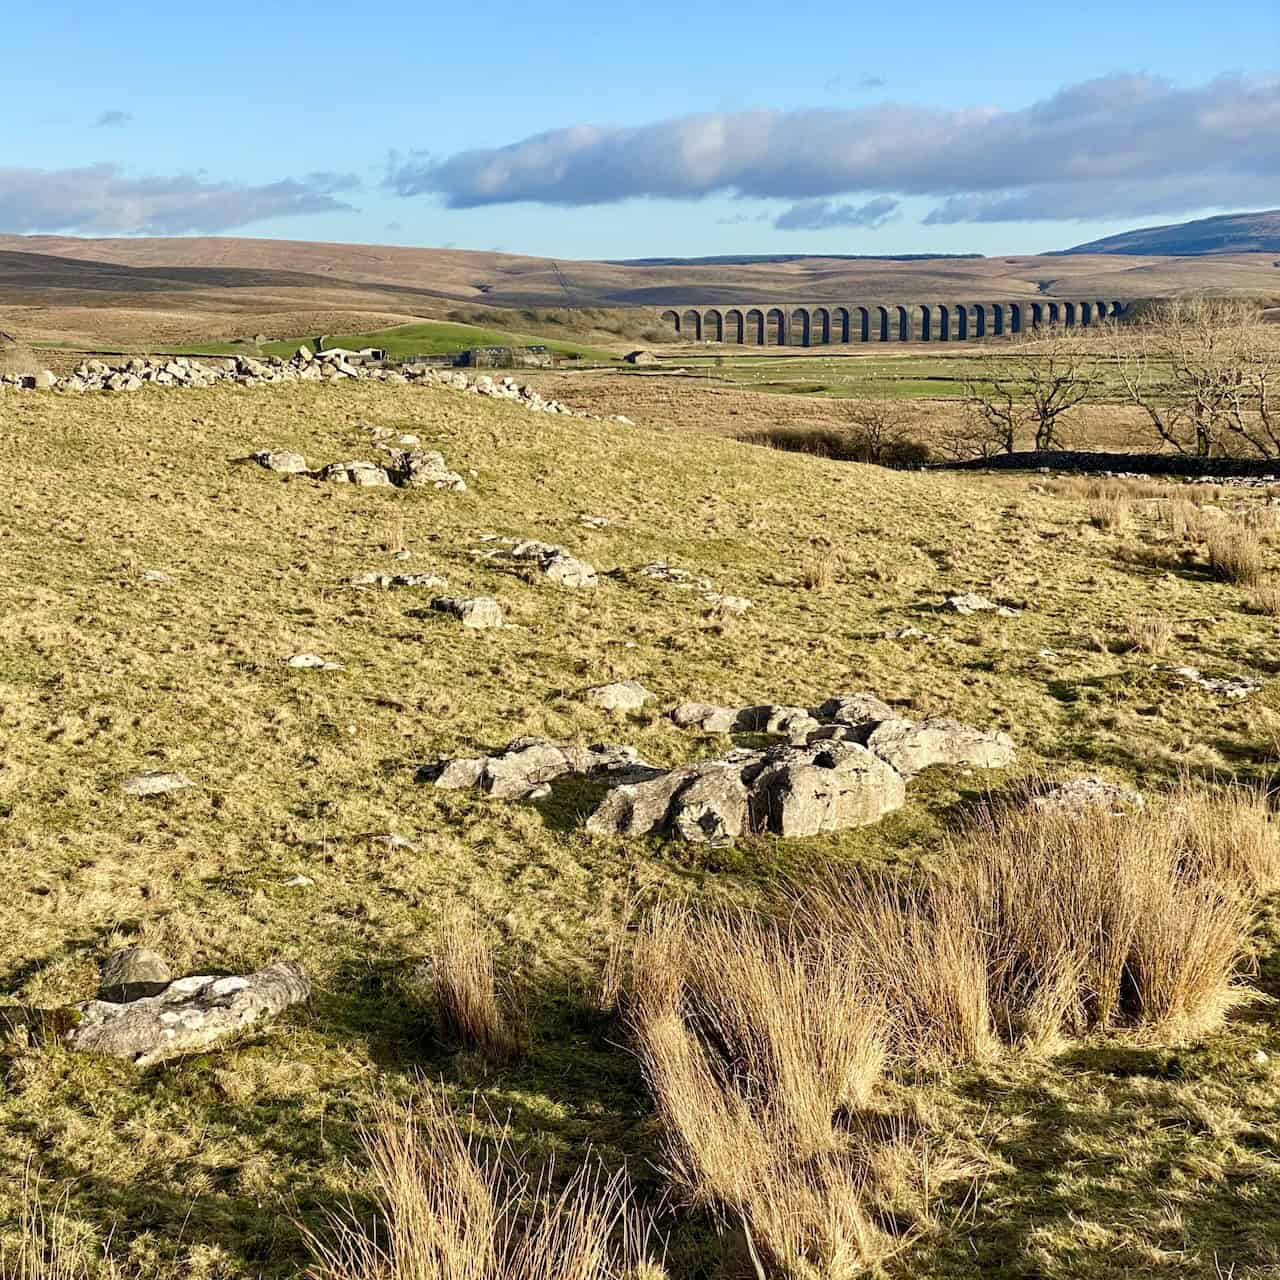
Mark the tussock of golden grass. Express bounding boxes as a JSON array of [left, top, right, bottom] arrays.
[[628, 910, 905, 1278], [1125, 613, 1173, 656], [804, 878, 998, 1065], [432, 909, 520, 1061], [1088, 495, 1131, 531], [807, 793, 1271, 1054], [306, 1096, 658, 1280], [1206, 521, 1265, 586], [1249, 583, 1280, 616], [0, 1172, 88, 1280], [801, 550, 841, 592]]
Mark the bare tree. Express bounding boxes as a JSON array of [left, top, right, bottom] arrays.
[[963, 328, 1099, 453], [1111, 298, 1280, 457]]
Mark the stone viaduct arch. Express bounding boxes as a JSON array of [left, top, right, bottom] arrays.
[[656, 298, 1134, 345]]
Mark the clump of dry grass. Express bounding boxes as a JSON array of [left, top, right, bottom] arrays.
[[431, 908, 521, 1061], [1248, 583, 1280, 616], [306, 1095, 660, 1280], [1125, 613, 1173, 656], [1088, 495, 1131, 531], [800, 550, 842, 591], [628, 909, 910, 1278], [1206, 521, 1265, 586], [806, 793, 1271, 1054], [1, 1170, 89, 1280]]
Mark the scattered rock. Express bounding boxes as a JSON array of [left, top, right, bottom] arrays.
[[350, 570, 448, 591], [669, 702, 740, 734], [586, 739, 905, 844], [282, 874, 314, 888], [1167, 666, 1264, 700], [943, 593, 1012, 616], [141, 569, 172, 586], [120, 770, 194, 798], [66, 962, 310, 1068], [99, 948, 173, 1003], [386, 449, 467, 491], [585, 681, 655, 713], [430, 596, 504, 629], [426, 736, 655, 800], [509, 540, 598, 588], [811, 692, 895, 726], [850, 717, 1016, 778], [704, 592, 754, 613], [253, 449, 309, 475], [1030, 776, 1145, 815], [361, 832, 418, 853], [286, 654, 344, 670], [320, 460, 392, 487]]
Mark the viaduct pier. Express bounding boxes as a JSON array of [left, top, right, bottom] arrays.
[[659, 299, 1134, 346]]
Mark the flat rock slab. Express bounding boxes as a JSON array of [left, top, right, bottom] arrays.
[[851, 716, 1016, 778], [67, 962, 310, 1068], [120, 770, 194, 798], [944, 593, 1018, 617], [1167, 666, 1264, 700]]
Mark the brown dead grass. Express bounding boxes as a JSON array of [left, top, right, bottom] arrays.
[[1125, 613, 1174, 656], [1206, 521, 1267, 586], [306, 1094, 657, 1280], [432, 909, 521, 1062]]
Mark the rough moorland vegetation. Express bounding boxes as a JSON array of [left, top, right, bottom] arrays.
[[2, 353, 1280, 1278]]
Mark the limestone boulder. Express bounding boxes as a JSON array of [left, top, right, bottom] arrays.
[[585, 681, 654, 713], [854, 717, 1015, 778], [66, 962, 310, 1069], [430, 596, 504, 629], [746, 741, 906, 837], [253, 449, 309, 475]]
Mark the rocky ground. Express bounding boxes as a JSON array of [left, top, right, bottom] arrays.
[[2, 375, 1280, 1278]]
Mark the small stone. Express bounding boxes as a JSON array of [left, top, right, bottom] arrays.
[[99, 948, 173, 1002], [430, 596, 504, 629], [253, 449, 309, 475], [141, 569, 172, 586], [282, 874, 314, 888], [944, 593, 999, 615], [120, 770, 194, 798], [1030, 776, 1144, 816], [321, 460, 393, 487], [286, 654, 344, 670], [585, 681, 655, 713]]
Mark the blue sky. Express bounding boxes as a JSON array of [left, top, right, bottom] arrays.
[[2, 0, 1277, 258]]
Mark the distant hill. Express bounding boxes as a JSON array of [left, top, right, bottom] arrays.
[[1062, 210, 1280, 256], [610, 253, 985, 266]]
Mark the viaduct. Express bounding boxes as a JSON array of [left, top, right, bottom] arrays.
[[659, 299, 1134, 345]]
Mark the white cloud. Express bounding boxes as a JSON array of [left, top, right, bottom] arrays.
[[387, 73, 1280, 224], [0, 165, 358, 235]]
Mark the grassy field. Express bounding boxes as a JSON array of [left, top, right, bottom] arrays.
[[2, 378, 1280, 1277], [175, 319, 621, 364]]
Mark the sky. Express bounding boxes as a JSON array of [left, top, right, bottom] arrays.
[[1, 0, 1278, 260]]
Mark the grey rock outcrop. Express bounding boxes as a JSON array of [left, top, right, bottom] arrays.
[[509, 540, 599, 588], [586, 740, 905, 844], [428, 736, 656, 801], [320, 460, 393, 487], [850, 717, 1015, 778], [66, 962, 310, 1068], [670, 702, 740, 734], [1030, 776, 1145, 815], [385, 449, 467, 491], [430, 596, 504, 629]]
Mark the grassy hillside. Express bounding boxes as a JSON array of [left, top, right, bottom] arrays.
[[2, 380, 1280, 1277]]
